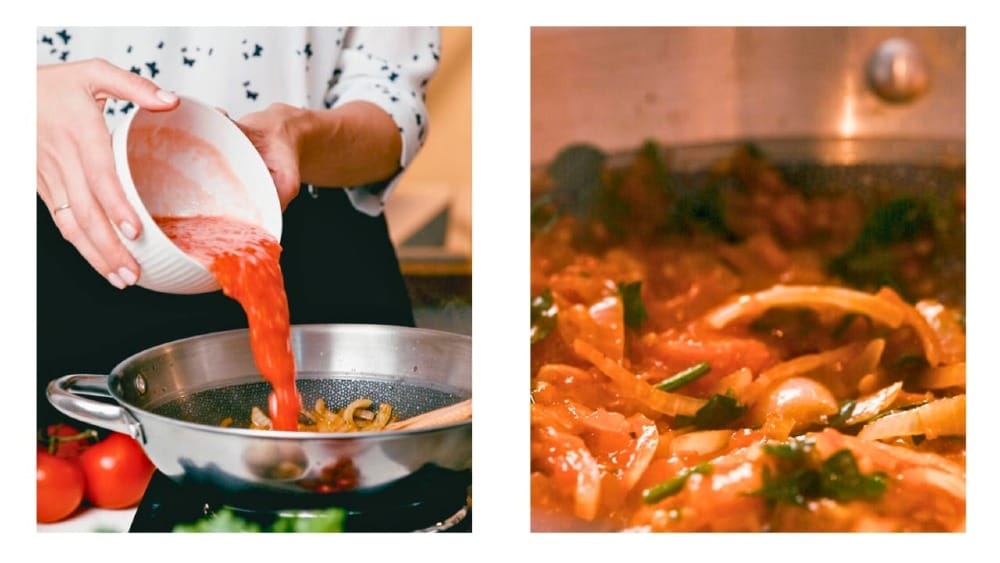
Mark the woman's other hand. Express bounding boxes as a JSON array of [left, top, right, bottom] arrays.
[[36, 59, 179, 289], [236, 100, 402, 210], [234, 103, 305, 210]]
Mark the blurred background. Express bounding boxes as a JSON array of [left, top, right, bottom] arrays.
[[387, 26, 472, 335], [531, 27, 965, 165]]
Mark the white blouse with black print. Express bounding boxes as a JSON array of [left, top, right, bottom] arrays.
[[36, 26, 440, 216]]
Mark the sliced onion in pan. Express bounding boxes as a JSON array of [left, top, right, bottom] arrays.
[[858, 394, 965, 441]]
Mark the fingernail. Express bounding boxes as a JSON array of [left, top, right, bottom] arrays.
[[118, 267, 138, 286], [156, 89, 178, 104], [108, 272, 127, 290], [119, 221, 138, 240]]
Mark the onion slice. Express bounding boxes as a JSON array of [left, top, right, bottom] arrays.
[[668, 429, 731, 456], [620, 416, 660, 491], [573, 339, 706, 417], [911, 363, 966, 391], [844, 381, 903, 426], [858, 394, 966, 441], [342, 398, 373, 427], [704, 285, 905, 330], [574, 446, 602, 521]]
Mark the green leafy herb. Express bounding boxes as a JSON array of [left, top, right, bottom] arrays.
[[828, 197, 934, 297], [819, 450, 889, 502], [750, 445, 888, 507], [173, 509, 262, 533], [173, 507, 347, 533], [531, 289, 559, 344], [617, 281, 648, 329], [655, 361, 712, 392], [762, 439, 815, 460], [270, 508, 347, 533], [667, 181, 733, 240], [641, 462, 713, 504], [755, 465, 820, 506], [674, 391, 747, 429]]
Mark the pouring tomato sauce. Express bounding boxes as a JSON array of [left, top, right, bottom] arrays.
[[155, 215, 302, 431]]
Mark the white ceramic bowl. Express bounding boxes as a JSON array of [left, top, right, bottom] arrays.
[[110, 95, 282, 294]]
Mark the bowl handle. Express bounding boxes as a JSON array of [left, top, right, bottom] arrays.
[[46, 374, 144, 442]]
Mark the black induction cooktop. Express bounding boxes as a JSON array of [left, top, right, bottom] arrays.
[[129, 465, 471, 533]]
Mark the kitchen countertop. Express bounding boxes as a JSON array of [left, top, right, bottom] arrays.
[[37, 506, 137, 533]]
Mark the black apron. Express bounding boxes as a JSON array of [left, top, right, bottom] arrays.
[[36, 187, 414, 427]]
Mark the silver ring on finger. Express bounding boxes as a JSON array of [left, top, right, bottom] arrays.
[[52, 203, 71, 214]]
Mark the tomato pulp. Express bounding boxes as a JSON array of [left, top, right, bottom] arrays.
[[156, 215, 302, 431]]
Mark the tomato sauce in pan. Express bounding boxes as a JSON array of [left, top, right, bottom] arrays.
[[155, 215, 302, 431]]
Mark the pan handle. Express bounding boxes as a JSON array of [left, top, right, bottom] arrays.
[[46, 374, 144, 441]]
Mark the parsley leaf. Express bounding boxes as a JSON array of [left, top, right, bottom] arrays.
[[655, 361, 712, 392], [750, 445, 889, 507], [674, 391, 747, 429], [819, 450, 889, 502], [270, 508, 347, 533], [828, 197, 935, 298], [641, 462, 713, 504], [173, 507, 347, 533]]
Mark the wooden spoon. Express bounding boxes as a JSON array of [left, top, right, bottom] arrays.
[[386, 398, 472, 431]]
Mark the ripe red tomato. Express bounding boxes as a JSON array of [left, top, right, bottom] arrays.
[[78, 432, 155, 509], [39, 423, 95, 458], [37, 451, 85, 523]]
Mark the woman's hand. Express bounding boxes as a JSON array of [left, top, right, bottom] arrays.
[[234, 103, 305, 210], [37, 59, 179, 289], [236, 100, 402, 209]]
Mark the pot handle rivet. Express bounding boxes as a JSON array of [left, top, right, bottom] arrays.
[[866, 37, 931, 104]]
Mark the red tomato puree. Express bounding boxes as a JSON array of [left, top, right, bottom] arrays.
[[155, 214, 302, 431]]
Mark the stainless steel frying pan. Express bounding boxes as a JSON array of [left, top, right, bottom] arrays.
[[47, 324, 471, 496]]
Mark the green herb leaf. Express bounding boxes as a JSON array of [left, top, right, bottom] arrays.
[[655, 361, 712, 392], [674, 392, 747, 429], [819, 450, 889, 502], [617, 281, 648, 329], [762, 439, 815, 460], [173, 509, 262, 533], [270, 508, 347, 533], [641, 462, 713, 504], [755, 465, 820, 506], [173, 507, 347, 533], [749, 446, 889, 507], [531, 289, 559, 344], [828, 198, 935, 297], [667, 182, 733, 240]]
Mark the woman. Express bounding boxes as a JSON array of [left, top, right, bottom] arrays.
[[36, 27, 440, 425]]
